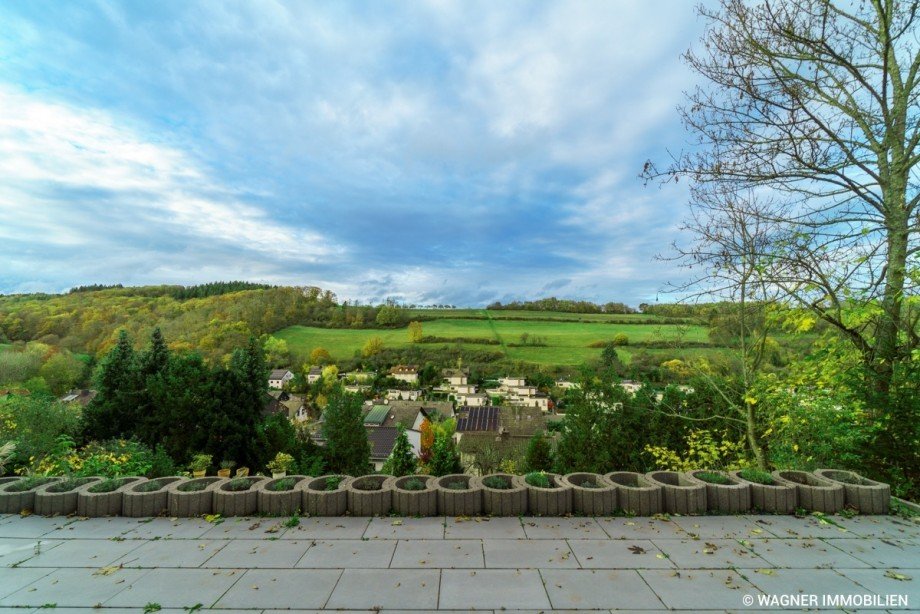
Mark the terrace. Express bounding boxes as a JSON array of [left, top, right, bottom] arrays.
[[1, 512, 917, 611]]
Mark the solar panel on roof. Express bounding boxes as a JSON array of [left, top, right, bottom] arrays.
[[455, 406, 499, 432], [364, 405, 390, 425]]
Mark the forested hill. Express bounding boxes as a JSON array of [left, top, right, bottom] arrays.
[[0, 284, 339, 359]]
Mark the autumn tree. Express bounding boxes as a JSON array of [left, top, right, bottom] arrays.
[[407, 321, 423, 343], [361, 336, 384, 357], [644, 0, 920, 399], [309, 347, 332, 365]]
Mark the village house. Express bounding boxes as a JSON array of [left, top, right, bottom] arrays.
[[389, 365, 419, 383], [509, 392, 551, 412], [455, 391, 490, 407], [499, 376, 527, 388], [264, 390, 307, 421], [366, 426, 422, 471], [386, 389, 420, 401], [268, 369, 294, 390], [342, 370, 376, 382], [442, 368, 469, 387], [306, 366, 323, 384], [555, 378, 579, 390], [59, 389, 97, 407]]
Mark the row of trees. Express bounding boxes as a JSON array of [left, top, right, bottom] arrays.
[[82, 329, 319, 473], [488, 297, 636, 314]]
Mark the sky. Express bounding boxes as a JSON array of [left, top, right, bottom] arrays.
[[0, 0, 705, 307]]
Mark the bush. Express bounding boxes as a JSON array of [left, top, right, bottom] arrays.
[[270, 477, 296, 491], [524, 432, 553, 473], [325, 476, 344, 491], [76, 440, 155, 478], [88, 478, 123, 493], [694, 471, 732, 485], [611, 333, 629, 346], [402, 477, 427, 491], [225, 477, 253, 491], [525, 471, 552, 488], [5, 476, 54, 492]]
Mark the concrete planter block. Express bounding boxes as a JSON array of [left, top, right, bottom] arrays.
[[773, 470, 845, 513], [122, 476, 185, 517], [645, 471, 706, 515], [257, 475, 307, 516], [301, 475, 352, 516], [346, 474, 393, 516], [0, 477, 21, 487], [561, 473, 617, 515], [473, 473, 527, 516], [77, 476, 146, 517], [687, 471, 751, 514], [515, 473, 572, 516], [212, 477, 267, 516], [167, 477, 226, 517], [34, 477, 103, 516], [605, 472, 662, 516], [729, 470, 797, 513], [387, 475, 439, 516], [0, 477, 61, 514], [814, 469, 888, 514], [435, 474, 482, 516]]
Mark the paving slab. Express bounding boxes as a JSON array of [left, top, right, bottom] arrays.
[[670, 515, 783, 539], [0, 567, 53, 599], [44, 517, 143, 539], [827, 538, 920, 568], [105, 568, 243, 608], [638, 568, 758, 610], [743, 567, 871, 603], [279, 517, 369, 539], [445, 517, 526, 539], [390, 538, 483, 568], [595, 516, 684, 539], [748, 537, 874, 569], [202, 517, 288, 539], [202, 538, 312, 568], [0, 537, 63, 566], [834, 516, 920, 540], [541, 568, 665, 609], [839, 567, 920, 608], [440, 569, 551, 610], [0, 567, 148, 607], [364, 516, 445, 539], [113, 538, 228, 568], [0, 515, 71, 538], [325, 568, 440, 610], [295, 539, 396, 568], [17, 537, 144, 567], [520, 517, 608, 539], [761, 515, 861, 539], [567, 538, 675, 569], [483, 538, 578, 568], [122, 517, 214, 539], [651, 537, 773, 569], [214, 568, 342, 609]]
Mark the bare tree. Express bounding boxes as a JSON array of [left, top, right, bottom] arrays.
[[645, 0, 920, 400]]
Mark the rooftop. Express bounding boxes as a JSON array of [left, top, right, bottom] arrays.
[[1, 513, 916, 611], [455, 406, 500, 432]]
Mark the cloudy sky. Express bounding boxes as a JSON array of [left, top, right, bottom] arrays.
[[0, 0, 703, 306]]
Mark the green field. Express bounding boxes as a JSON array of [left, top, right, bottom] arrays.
[[407, 308, 669, 323], [275, 311, 712, 366]]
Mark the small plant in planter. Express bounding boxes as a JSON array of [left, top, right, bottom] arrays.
[[325, 476, 344, 491], [136, 480, 167, 492], [270, 477, 296, 491], [225, 477, 254, 491], [345, 474, 392, 516], [694, 471, 733, 485], [738, 468, 774, 485], [4, 476, 55, 493], [302, 474, 351, 516], [123, 476, 185, 517], [169, 476, 222, 517], [189, 454, 212, 478], [35, 476, 101, 516], [525, 472, 554, 488], [218, 460, 237, 478], [266, 452, 294, 479], [476, 473, 527, 516], [402, 477, 427, 491], [179, 480, 210, 492], [88, 478, 124, 493], [445, 480, 468, 490], [518, 472, 571, 516], [482, 475, 512, 489]]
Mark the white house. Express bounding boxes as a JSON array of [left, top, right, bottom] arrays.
[[456, 392, 490, 407], [442, 368, 469, 387], [555, 379, 579, 390], [499, 376, 527, 388], [386, 389, 420, 401], [268, 369, 294, 390], [390, 365, 419, 383], [453, 383, 477, 395], [306, 366, 323, 384]]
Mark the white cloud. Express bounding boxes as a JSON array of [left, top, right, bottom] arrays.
[[0, 86, 340, 263]]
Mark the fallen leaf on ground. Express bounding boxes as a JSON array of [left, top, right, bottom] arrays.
[[884, 570, 912, 581], [628, 545, 646, 554]]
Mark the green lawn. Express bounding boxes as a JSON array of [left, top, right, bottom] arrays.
[[407, 308, 666, 323], [275, 315, 712, 366]]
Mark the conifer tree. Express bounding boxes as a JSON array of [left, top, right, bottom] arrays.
[[382, 425, 416, 476], [321, 389, 371, 475], [82, 329, 141, 441], [524, 431, 553, 472]]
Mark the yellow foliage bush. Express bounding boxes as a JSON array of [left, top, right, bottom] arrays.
[[644, 429, 746, 471]]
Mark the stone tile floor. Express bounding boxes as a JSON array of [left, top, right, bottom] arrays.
[[0, 513, 917, 612]]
